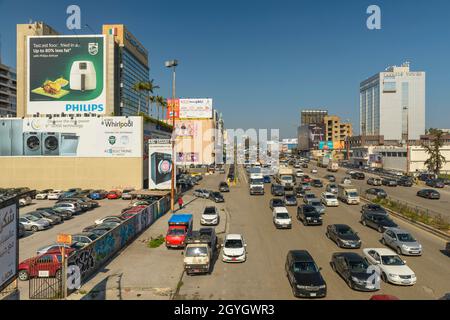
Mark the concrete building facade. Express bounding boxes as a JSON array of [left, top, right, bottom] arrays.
[[0, 62, 16, 116]]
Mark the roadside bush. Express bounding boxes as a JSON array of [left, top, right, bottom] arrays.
[[147, 235, 165, 248]]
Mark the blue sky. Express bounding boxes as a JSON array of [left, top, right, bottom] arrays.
[[1, 0, 450, 138]]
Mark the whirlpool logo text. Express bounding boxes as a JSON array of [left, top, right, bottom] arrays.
[[103, 119, 134, 129]]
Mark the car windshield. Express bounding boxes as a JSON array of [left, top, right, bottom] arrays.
[[185, 247, 208, 257], [349, 260, 369, 272], [311, 201, 321, 206], [212, 192, 221, 197], [282, 176, 292, 181], [220, 183, 228, 187], [304, 207, 318, 215], [305, 194, 315, 199], [397, 233, 416, 242], [277, 212, 290, 219], [348, 192, 359, 197], [251, 179, 264, 184], [381, 255, 405, 266], [225, 239, 243, 248], [337, 226, 354, 235], [286, 196, 295, 201], [293, 261, 319, 273], [168, 229, 185, 236], [326, 195, 336, 199]]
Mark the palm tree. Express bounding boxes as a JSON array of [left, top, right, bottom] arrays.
[[155, 95, 167, 121], [147, 95, 157, 118], [132, 79, 159, 115], [422, 129, 447, 176]]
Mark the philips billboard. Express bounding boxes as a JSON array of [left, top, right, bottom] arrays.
[[27, 35, 106, 115]]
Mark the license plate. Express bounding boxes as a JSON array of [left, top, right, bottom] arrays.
[[232, 258, 237, 261], [366, 285, 375, 289], [402, 280, 411, 284], [310, 293, 317, 297], [410, 251, 419, 254]]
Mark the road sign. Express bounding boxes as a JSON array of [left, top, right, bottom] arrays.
[[57, 234, 72, 245]]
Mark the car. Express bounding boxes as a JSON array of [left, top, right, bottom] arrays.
[[331, 252, 379, 291], [273, 207, 292, 229], [311, 179, 323, 188], [19, 215, 51, 232], [361, 212, 398, 233], [397, 177, 413, 187], [283, 194, 298, 206], [107, 190, 122, 200], [416, 189, 440, 199], [222, 234, 247, 263], [294, 186, 306, 198], [71, 232, 99, 247], [94, 216, 125, 225], [361, 203, 388, 216], [83, 221, 121, 233], [193, 189, 210, 199], [351, 172, 365, 180], [426, 179, 445, 188], [321, 192, 339, 207], [302, 175, 312, 183], [365, 188, 387, 199], [311, 168, 318, 174], [294, 163, 301, 169], [381, 228, 422, 256], [285, 250, 326, 298], [88, 190, 108, 200], [326, 183, 338, 194], [19, 223, 26, 238], [326, 224, 361, 248], [121, 188, 136, 200], [302, 163, 309, 168], [59, 198, 95, 211], [18, 253, 65, 281], [263, 175, 271, 183], [36, 207, 73, 220], [370, 294, 400, 300], [324, 175, 336, 182], [35, 189, 53, 200], [269, 198, 284, 210], [47, 190, 64, 200], [60, 189, 82, 199], [295, 170, 304, 178], [219, 182, 230, 192], [367, 177, 382, 186], [53, 202, 83, 215], [382, 178, 398, 187], [271, 184, 285, 196], [363, 248, 417, 286], [297, 205, 323, 226], [36, 242, 84, 255], [28, 211, 62, 225], [201, 206, 220, 226], [341, 177, 352, 184], [19, 195, 32, 207], [209, 191, 224, 203], [346, 170, 356, 175], [300, 182, 311, 191], [308, 199, 325, 215], [303, 192, 317, 204]]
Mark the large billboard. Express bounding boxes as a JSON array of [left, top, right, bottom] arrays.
[[319, 141, 333, 150], [174, 120, 199, 138], [0, 202, 18, 292], [148, 139, 174, 190], [166, 99, 213, 120], [0, 117, 142, 158], [27, 35, 106, 115], [308, 124, 325, 150]]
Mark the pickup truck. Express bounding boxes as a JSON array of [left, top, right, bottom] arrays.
[[184, 228, 217, 275], [165, 214, 193, 249], [337, 184, 360, 205]]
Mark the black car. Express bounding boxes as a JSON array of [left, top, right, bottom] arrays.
[[331, 252, 379, 291], [270, 198, 284, 210], [285, 250, 327, 298], [351, 172, 365, 180], [271, 184, 285, 196], [361, 203, 388, 216], [417, 189, 440, 199], [326, 224, 361, 249], [36, 207, 73, 220], [360, 212, 398, 233], [426, 179, 445, 188], [209, 192, 225, 203], [83, 221, 120, 233], [382, 178, 398, 187], [365, 188, 387, 199], [302, 163, 309, 169], [324, 175, 336, 182], [311, 179, 323, 188], [219, 182, 230, 192], [418, 173, 436, 181], [397, 177, 413, 187], [297, 205, 323, 226], [295, 186, 306, 198]]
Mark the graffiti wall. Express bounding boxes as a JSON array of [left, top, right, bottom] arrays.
[[68, 196, 170, 285]]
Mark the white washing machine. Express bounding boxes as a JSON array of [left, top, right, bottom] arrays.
[[42, 132, 60, 156], [60, 133, 79, 156], [23, 132, 42, 156]]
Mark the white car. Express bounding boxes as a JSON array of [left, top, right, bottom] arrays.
[[35, 190, 53, 200], [296, 169, 304, 177], [272, 207, 292, 229], [363, 248, 417, 286], [311, 168, 318, 174], [19, 196, 32, 207], [222, 234, 247, 263], [201, 206, 220, 226], [321, 192, 339, 207], [48, 190, 63, 200]]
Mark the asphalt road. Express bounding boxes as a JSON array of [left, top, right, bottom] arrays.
[[176, 165, 450, 300]]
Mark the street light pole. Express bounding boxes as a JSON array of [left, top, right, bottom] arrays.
[[166, 59, 178, 213]]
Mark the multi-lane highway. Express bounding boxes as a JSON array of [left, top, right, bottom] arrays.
[[175, 165, 450, 300]]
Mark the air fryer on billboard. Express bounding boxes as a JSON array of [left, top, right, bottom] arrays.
[[151, 152, 173, 185], [70, 61, 97, 91]]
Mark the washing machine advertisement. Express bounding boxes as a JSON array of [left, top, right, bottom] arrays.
[[27, 35, 106, 115], [148, 139, 175, 190], [0, 117, 142, 158]]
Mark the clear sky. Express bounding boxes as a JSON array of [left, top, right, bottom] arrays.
[[1, 0, 449, 138]]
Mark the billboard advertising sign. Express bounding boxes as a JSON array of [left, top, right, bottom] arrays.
[[149, 139, 174, 190], [319, 141, 333, 150], [166, 99, 213, 119], [333, 141, 345, 150], [308, 124, 325, 150], [27, 35, 106, 115], [177, 152, 199, 163], [174, 121, 199, 138], [0, 202, 18, 292], [0, 117, 142, 158], [166, 99, 180, 119]]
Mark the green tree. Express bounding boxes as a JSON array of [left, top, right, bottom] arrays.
[[422, 129, 447, 175], [132, 79, 159, 115], [155, 95, 167, 121]]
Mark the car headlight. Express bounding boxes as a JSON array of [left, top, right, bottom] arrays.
[[297, 285, 307, 289], [351, 277, 363, 284], [306, 217, 312, 220], [401, 244, 409, 249], [318, 285, 326, 289], [388, 273, 399, 278]]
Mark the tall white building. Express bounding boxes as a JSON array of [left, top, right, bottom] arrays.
[[360, 62, 425, 141]]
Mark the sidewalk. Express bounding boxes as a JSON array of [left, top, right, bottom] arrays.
[[70, 187, 228, 300]]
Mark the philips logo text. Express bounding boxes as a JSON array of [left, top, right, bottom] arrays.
[[65, 104, 104, 112]]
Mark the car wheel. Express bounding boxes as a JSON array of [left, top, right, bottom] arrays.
[[381, 272, 388, 283], [378, 226, 383, 233], [396, 247, 402, 255], [362, 220, 367, 226], [31, 226, 38, 232], [347, 278, 353, 289], [326, 232, 330, 239], [381, 238, 386, 245], [331, 262, 336, 272], [18, 270, 29, 281]]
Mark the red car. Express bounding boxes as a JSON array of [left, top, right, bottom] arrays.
[[121, 205, 148, 219], [302, 175, 312, 183], [107, 190, 122, 200], [370, 295, 400, 300], [18, 252, 67, 281]]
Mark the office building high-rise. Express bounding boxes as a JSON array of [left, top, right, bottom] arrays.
[[301, 109, 328, 125], [0, 61, 16, 116], [360, 62, 425, 141]]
